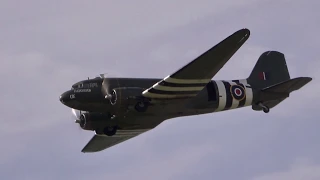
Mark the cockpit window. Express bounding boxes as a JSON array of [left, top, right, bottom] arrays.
[[71, 79, 102, 89]]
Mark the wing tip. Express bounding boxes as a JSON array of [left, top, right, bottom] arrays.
[[239, 28, 250, 38], [225, 28, 250, 44], [299, 77, 313, 83], [241, 28, 250, 34]]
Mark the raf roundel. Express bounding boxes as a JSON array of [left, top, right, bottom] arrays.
[[230, 84, 246, 101]]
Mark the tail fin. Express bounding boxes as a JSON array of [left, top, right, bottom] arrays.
[[247, 51, 290, 89], [247, 51, 312, 112]]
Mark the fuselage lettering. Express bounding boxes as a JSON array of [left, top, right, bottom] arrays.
[[74, 89, 91, 93], [70, 94, 75, 99]]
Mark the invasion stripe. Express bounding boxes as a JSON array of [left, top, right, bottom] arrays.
[[206, 81, 216, 101], [228, 81, 240, 109], [214, 80, 226, 112], [114, 132, 144, 136], [164, 76, 211, 84], [159, 81, 207, 87], [239, 79, 253, 106], [94, 129, 151, 137], [238, 84, 246, 107], [148, 88, 199, 95], [153, 83, 204, 91], [117, 129, 151, 132], [116, 130, 150, 135], [142, 76, 211, 99], [223, 81, 232, 110]]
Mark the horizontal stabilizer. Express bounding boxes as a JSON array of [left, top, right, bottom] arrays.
[[260, 77, 312, 101], [262, 77, 312, 93]]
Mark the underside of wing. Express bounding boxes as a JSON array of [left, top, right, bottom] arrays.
[[81, 129, 150, 153], [142, 28, 250, 99]]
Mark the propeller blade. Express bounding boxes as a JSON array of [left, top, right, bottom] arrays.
[[72, 108, 81, 123], [102, 78, 111, 98]]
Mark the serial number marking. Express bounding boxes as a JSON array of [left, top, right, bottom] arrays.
[[74, 89, 91, 93]]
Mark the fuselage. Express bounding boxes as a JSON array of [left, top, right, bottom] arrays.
[[60, 77, 255, 119]]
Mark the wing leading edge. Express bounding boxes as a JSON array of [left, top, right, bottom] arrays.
[[142, 28, 250, 99], [81, 129, 151, 153]]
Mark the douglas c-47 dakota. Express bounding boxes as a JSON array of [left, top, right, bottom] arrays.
[[59, 28, 312, 153]]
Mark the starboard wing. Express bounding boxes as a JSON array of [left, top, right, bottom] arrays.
[[81, 129, 151, 153], [142, 28, 250, 99]]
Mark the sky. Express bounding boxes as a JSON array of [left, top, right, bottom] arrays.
[[0, 0, 319, 179]]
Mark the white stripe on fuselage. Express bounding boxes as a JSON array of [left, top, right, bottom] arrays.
[[215, 80, 226, 112], [227, 81, 240, 109], [239, 79, 253, 106]]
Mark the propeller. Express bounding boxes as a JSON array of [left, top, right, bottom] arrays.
[[101, 77, 111, 98], [71, 108, 86, 129], [72, 108, 81, 122], [101, 76, 117, 104], [70, 109, 87, 138]]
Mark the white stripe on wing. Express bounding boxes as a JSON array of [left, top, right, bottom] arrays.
[[152, 83, 204, 91], [164, 76, 211, 84]]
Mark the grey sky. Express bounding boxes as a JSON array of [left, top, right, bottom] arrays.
[[0, 0, 319, 179]]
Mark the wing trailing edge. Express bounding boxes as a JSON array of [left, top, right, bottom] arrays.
[[81, 129, 151, 153]]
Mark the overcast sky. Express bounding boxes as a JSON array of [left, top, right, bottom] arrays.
[[1, 0, 319, 179]]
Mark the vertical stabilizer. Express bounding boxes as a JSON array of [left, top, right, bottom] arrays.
[[248, 51, 292, 112], [247, 51, 290, 90]]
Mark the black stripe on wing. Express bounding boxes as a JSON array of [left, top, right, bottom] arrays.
[[148, 88, 199, 95], [159, 81, 207, 87]]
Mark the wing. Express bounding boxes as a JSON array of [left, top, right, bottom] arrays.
[[81, 129, 151, 153], [142, 28, 250, 99]]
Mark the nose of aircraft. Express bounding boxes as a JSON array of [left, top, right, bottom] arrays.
[[59, 90, 73, 104]]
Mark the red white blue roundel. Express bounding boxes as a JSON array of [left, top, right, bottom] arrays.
[[230, 85, 246, 101]]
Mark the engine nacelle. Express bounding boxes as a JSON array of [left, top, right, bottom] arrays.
[[79, 112, 111, 130], [109, 87, 145, 106]]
